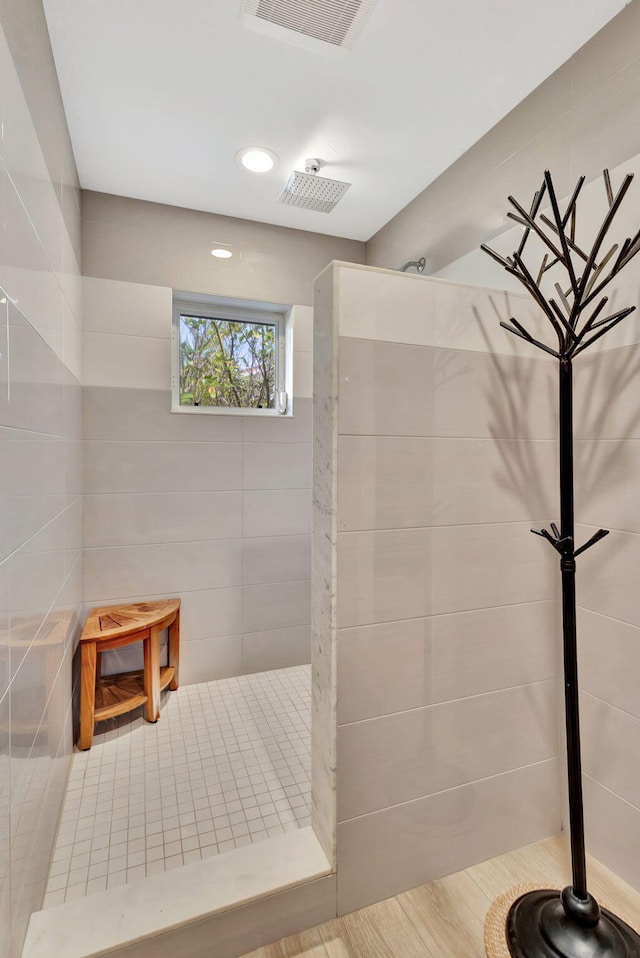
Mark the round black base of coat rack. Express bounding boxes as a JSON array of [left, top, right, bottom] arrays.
[[506, 888, 640, 958]]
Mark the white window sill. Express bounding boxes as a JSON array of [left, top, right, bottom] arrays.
[[171, 404, 294, 418]]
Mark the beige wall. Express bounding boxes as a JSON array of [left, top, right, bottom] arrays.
[[83, 191, 365, 308], [0, 1, 84, 954], [365, 0, 640, 899], [432, 152, 640, 344], [414, 141, 640, 893], [366, 1, 640, 279], [573, 343, 640, 891], [314, 263, 561, 915], [81, 196, 365, 685]]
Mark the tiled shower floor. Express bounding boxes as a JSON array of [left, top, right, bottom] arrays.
[[43, 665, 311, 907]]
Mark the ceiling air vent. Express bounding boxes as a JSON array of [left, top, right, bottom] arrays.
[[242, 0, 377, 54]]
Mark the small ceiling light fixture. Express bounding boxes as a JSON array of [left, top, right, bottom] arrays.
[[237, 147, 278, 173], [211, 248, 233, 259]]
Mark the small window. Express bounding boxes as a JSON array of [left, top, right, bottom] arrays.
[[172, 294, 291, 415]]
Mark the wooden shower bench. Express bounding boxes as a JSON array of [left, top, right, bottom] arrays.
[[78, 599, 180, 750]]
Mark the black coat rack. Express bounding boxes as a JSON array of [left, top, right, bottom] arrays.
[[482, 169, 640, 958]]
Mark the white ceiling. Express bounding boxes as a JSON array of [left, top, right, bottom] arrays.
[[43, 0, 626, 241]]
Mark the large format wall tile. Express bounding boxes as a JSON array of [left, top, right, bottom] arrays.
[[83, 331, 170, 390], [338, 263, 537, 356], [83, 386, 243, 442], [83, 379, 314, 679], [242, 535, 311, 585], [321, 264, 561, 912], [337, 600, 557, 725], [291, 305, 313, 353], [243, 443, 312, 490], [578, 526, 640, 627], [578, 607, 640, 721], [338, 337, 435, 438], [243, 397, 312, 443], [3, 172, 62, 352], [430, 438, 557, 526], [338, 337, 557, 441], [338, 436, 433, 531], [337, 523, 554, 630], [337, 528, 432, 628], [338, 435, 556, 531], [83, 277, 171, 338], [337, 680, 557, 821], [242, 580, 311, 634], [337, 760, 560, 915], [242, 626, 311, 673], [430, 521, 556, 614], [337, 617, 432, 725], [574, 345, 640, 441], [92, 585, 245, 644], [180, 635, 244, 685], [83, 491, 243, 547], [581, 691, 640, 811], [179, 587, 243, 641], [429, 599, 557, 700], [0, 427, 72, 563], [575, 438, 640, 532], [0, 14, 82, 947], [583, 775, 640, 895], [243, 489, 312, 538], [84, 539, 243, 600], [2, 302, 78, 438], [293, 350, 313, 398], [84, 440, 243, 494]]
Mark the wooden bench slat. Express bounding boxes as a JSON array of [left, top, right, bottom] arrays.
[[81, 599, 181, 643]]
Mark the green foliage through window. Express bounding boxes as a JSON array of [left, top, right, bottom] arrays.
[[179, 314, 276, 408]]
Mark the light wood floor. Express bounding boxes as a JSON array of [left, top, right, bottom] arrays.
[[244, 835, 640, 958]]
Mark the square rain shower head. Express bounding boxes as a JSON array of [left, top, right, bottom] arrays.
[[279, 169, 351, 213]]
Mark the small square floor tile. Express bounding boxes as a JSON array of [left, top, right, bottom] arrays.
[[43, 666, 311, 907]]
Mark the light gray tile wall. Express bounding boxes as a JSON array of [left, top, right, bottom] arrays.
[[406, 28, 640, 893], [80, 194, 364, 683], [0, 7, 83, 955], [573, 342, 640, 892], [81, 271, 331, 682], [318, 264, 560, 914], [335, 337, 560, 911], [82, 385, 314, 684], [337, 760, 560, 915]]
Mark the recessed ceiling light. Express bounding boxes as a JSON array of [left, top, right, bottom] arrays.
[[211, 248, 233, 259], [237, 147, 277, 173]]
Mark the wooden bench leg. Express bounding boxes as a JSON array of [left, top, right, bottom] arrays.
[[79, 642, 97, 750], [143, 626, 161, 722], [169, 612, 180, 691]]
